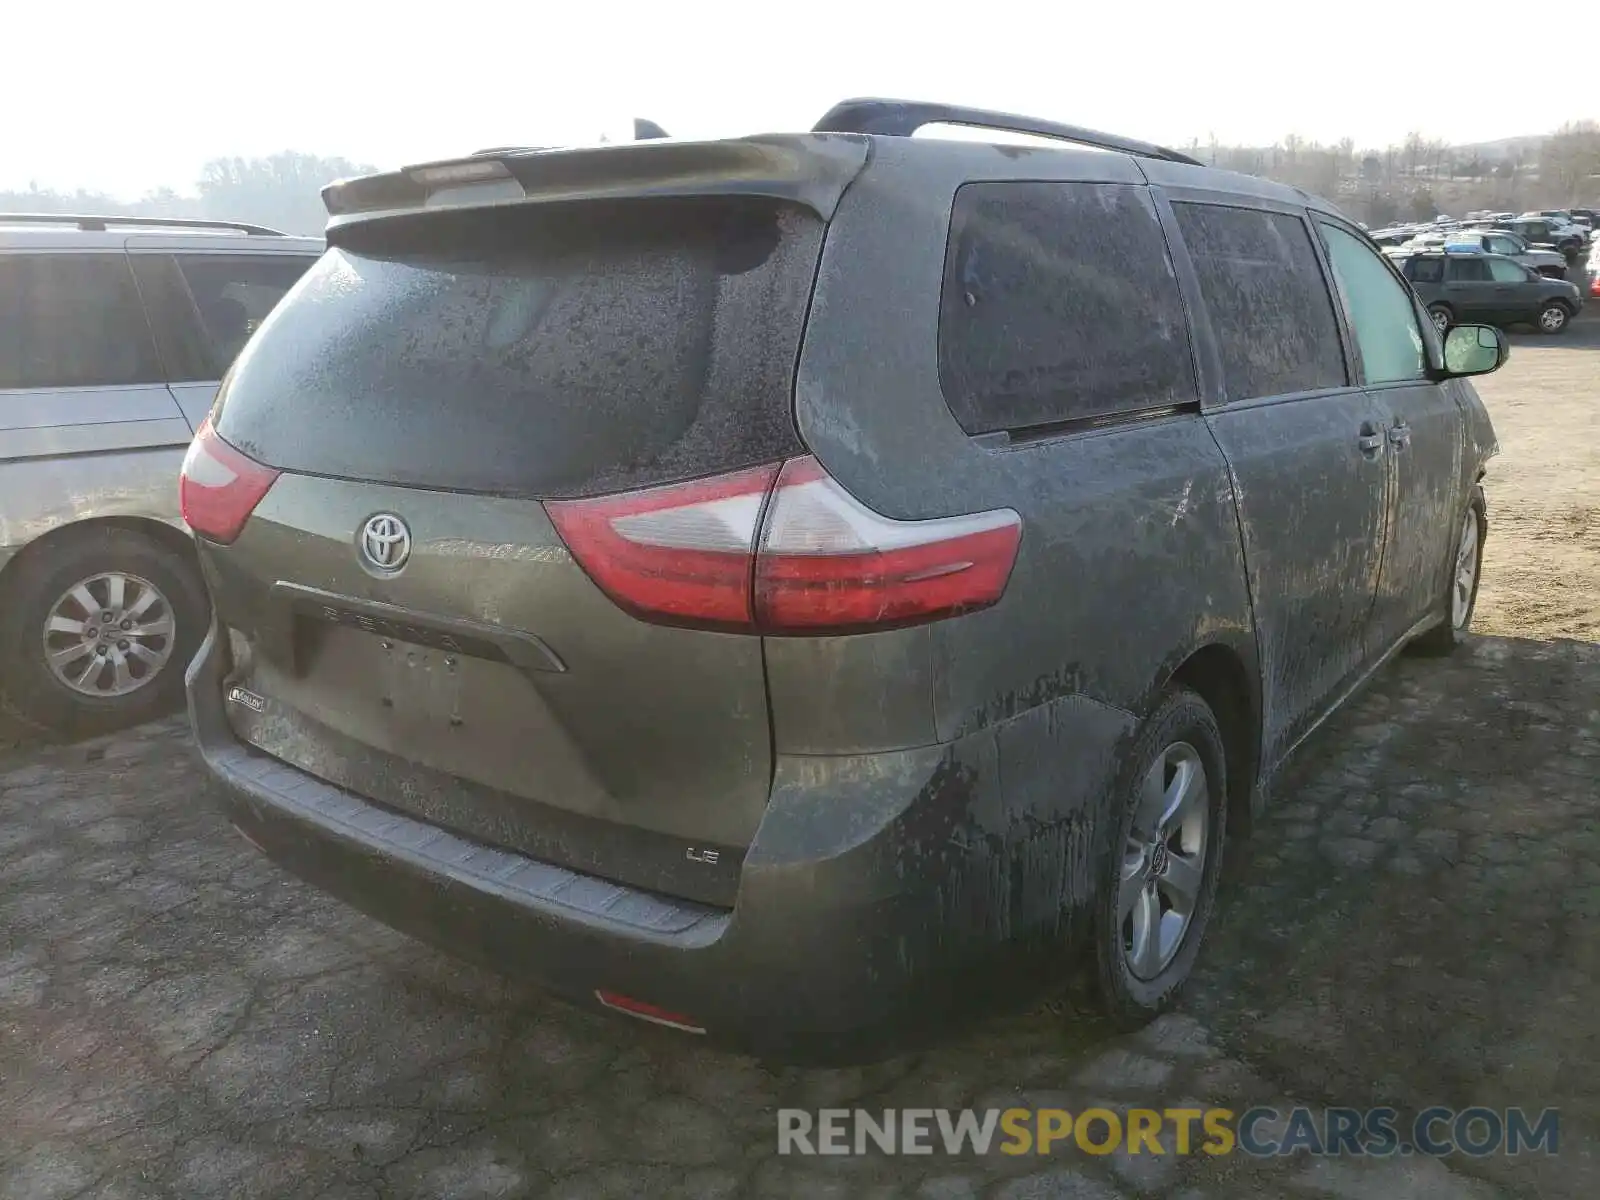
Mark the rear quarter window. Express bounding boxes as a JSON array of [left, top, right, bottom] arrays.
[[178, 255, 318, 378], [1406, 257, 1444, 283], [937, 181, 1196, 435]]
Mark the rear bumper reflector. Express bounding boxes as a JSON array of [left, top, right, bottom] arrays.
[[594, 989, 707, 1034]]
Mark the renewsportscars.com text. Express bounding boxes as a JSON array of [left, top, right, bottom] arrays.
[[777, 1106, 1560, 1158]]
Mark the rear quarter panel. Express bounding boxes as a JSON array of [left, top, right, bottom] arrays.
[[792, 141, 1256, 730], [0, 385, 190, 556], [773, 141, 1256, 949]]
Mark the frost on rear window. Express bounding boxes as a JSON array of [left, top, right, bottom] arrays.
[[213, 198, 820, 498], [937, 181, 1196, 435]]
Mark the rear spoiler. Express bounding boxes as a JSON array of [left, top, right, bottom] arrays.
[[469, 118, 671, 157], [320, 132, 870, 231]]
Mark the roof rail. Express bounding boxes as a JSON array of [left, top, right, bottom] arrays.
[[0, 213, 287, 236], [811, 98, 1205, 167]]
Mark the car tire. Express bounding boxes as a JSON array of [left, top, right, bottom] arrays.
[[1427, 304, 1454, 335], [1090, 686, 1228, 1031], [1537, 301, 1571, 335], [0, 525, 208, 739], [1410, 486, 1486, 657]]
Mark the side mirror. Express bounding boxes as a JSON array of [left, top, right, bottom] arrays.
[[1442, 324, 1508, 377]]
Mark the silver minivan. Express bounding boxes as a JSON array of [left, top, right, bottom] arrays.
[[0, 214, 320, 736]]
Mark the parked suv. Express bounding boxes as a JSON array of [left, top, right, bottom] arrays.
[[1393, 249, 1583, 333], [1497, 216, 1586, 259], [183, 99, 1505, 1062], [0, 215, 320, 736], [1440, 230, 1568, 278], [1531, 208, 1591, 229]]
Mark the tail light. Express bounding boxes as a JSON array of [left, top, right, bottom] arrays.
[[1591, 274, 1599, 297], [179, 417, 281, 544], [547, 456, 1021, 634]]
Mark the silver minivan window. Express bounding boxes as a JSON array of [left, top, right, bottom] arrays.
[[0, 254, 162, 390]]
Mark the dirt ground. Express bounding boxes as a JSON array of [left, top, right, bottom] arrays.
[[1471, 317, 1600, 640]]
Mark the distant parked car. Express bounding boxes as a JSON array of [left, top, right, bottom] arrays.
[[1532, 209, 1590, 229], [1370, 225, 1423, 247], [1394, 249, 1583, 334], [1502, 216, 1587, 258], [1442, 231, 1568, 278], [0, 214, 321, 736]]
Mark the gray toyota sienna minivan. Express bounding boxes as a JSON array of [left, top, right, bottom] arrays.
[[183, 99, 1503, 1062]]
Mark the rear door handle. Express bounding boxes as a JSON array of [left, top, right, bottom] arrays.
[[1387, 424, 1412, 448], [1358, 432, 1384, 454]]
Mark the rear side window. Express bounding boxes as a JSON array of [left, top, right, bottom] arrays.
[[938, 182, 1195, 434], [0, 254, 162, 390], [176, 255, 317, 379], [1447, 258, 1491, 282], [1171, 203, 1347, 402], [214, 199, 821, 498], [1407, 257, 1445, 283]]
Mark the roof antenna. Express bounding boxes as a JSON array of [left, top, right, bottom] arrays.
[[633, 118, 670, 140]]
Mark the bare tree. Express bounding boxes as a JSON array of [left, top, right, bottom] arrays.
[[1541, 121, 1600, 198], [1403, 131, 1426, 177], [196, 152, 377, 234], [3, 151, 375, 235]]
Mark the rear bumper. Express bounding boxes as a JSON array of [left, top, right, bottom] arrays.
[[186, 619, 1132, 1062]]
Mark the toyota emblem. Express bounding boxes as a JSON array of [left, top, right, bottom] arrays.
[[358, 513, 412, 573]]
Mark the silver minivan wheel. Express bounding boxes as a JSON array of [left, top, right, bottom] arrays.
[[42, 571, 177, 698]]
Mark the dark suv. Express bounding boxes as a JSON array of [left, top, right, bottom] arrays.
[[183, 99, 1505, 1063], [1495, 217, 1586, 260], [1394, 249, 1583, 334]]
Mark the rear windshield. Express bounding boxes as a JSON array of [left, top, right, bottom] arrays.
[[214, 198, 822, 498]]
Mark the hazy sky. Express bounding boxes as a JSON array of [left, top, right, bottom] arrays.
[[7, 0, 1587, 197]]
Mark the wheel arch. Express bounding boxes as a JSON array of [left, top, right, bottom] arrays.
[[1165, 640, 1262, 838], [0, 515, 207, 736], [0, 516, 200, 593]]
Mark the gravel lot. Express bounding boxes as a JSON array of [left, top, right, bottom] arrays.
[[3, 315, 1597, 1199]]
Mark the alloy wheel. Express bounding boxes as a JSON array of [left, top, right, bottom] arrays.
[[1120, 741, 1210, 982], [1452, 508, 1480, 629], [42, 572, 176, 698]]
